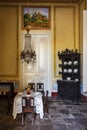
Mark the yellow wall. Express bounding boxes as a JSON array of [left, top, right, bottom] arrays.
[[0, 0, 86, 85], [54, 4, 79, 76], [0, 5, 19, 83]]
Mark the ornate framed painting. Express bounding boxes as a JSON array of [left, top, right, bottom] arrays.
[[22, 6, 51, 30]]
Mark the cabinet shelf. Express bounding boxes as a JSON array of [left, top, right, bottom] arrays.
[[57, 49, 81, 101], [59, 71, 80, 75], [59, 64, 80, 68]]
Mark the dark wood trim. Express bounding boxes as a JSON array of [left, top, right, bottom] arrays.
[[0, 0, 80, 3]]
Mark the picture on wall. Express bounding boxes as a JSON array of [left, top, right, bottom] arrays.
[[22, 6, 51, 30]]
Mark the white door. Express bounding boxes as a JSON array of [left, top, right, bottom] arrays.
[[20, 32, 52, 95]]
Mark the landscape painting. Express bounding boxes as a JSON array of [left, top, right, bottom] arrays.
[[22, 6, 50, 29]]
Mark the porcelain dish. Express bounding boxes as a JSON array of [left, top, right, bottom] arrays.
[[75, 79, 79, 81], [74, 69, 78, 73], [64, 69, 67, 73], [64, 61, 67, 65], [67, 77, 71, 80], [74, 61, 78, 65], [68, 61, 72, 65], [68, 69, 72, 73]]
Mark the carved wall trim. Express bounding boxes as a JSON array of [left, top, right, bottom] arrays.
[[0, 0, 80, 3]]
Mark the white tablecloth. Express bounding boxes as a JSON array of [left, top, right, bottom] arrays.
[[13, 92, 43, 119]]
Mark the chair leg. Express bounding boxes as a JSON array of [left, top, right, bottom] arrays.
[[22, 112, 24, 125], [46, 103, 49, 114], [32, 113, 36, 125], [32, 118, 34, 125], [7, 103, 12, 115], [44, 103, 49, 115], [7, 105, 10, 115], [43, 105, 45, 115]]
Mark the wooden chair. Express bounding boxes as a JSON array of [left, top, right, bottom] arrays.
[[22, 96, 36, 125], [36, 83, 44, 95], [28, 83, 35, 92], [43, 90, 49, 115]]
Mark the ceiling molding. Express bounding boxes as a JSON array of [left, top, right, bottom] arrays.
[[0, 0, 80, 3]]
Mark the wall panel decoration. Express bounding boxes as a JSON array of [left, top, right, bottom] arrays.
[[38, 35, 49, 72], [0, 6, 19, 78], [54, 6, 76, 77]]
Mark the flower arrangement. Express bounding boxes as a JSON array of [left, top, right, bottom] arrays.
[[27, 84, 31, 95]]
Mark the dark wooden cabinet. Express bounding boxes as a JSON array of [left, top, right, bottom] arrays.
[[57, 80, 80, 101], [57, 49, 81, 101]]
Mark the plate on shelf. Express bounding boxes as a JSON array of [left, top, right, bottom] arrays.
[[68, 61, 72, 65], [64, 61, 67, 65], [64, 69, 67, 73], [68, 69, 72, 73], [75, 79, 79, 81], [74, 69, 78, 73], [74, 61, 78, 65], [67, 77, 71, 80]]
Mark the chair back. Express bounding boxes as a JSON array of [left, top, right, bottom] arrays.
[[22, 96, 36, 125], [36, 83, 44, 94], [43, 90, 49, 114], [43, 90, 49, 104], [45, 90, 49, 101], [22, 96, 34, 109], [28, 83, 35, 92]]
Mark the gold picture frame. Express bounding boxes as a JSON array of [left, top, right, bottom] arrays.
[[22, 6, 51, 30]]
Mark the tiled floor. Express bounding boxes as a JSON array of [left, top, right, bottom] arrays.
[[49, 97, 87, 130], [0, 96, 87, 130], [0, 96, 53, 130]]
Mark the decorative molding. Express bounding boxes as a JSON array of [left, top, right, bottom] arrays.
[[38, 35, 49, 72], [0, 0, 80, 3]]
